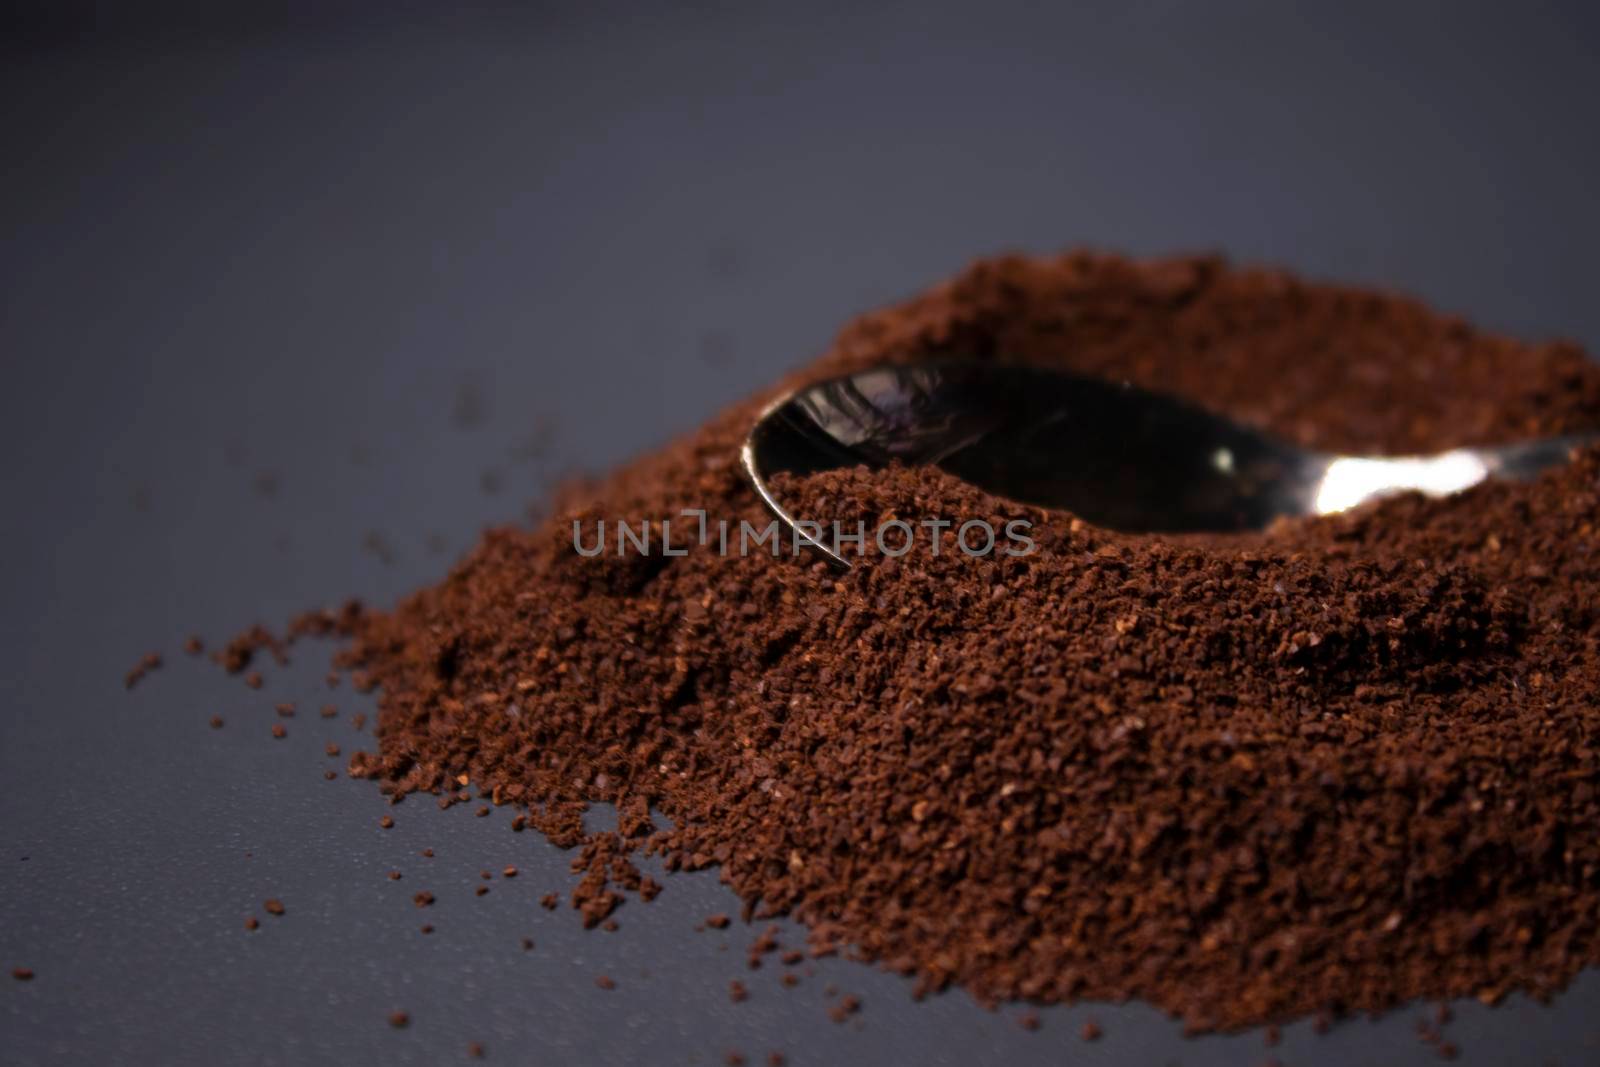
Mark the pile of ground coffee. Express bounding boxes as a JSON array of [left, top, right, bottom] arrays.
[[317, 253, 1600, 1031]]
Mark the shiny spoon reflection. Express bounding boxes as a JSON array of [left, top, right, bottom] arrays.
[[741, 361, 1597, 570]]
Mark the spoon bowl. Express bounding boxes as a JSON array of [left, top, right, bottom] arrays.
[[741, 361, 1595, 569]]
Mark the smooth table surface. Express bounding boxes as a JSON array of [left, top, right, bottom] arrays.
[[4, 3, 1600, 1063]]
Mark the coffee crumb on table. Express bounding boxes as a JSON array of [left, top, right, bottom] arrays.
[[828, 995, 860, 1023], [124, 652, 162, 689]]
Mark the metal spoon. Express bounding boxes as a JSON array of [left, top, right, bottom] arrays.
[[741, 360, 1596, 570]]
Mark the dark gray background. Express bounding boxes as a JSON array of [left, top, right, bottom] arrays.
[[4, 1, 1599, 1063]]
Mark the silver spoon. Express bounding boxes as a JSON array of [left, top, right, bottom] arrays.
[[741, 360, 1596, 570]]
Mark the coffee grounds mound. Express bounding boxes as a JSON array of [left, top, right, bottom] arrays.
[[304, 252, 1599, 1032]]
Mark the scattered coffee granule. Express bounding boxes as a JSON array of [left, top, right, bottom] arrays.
[[209, 715, 224, 729], [413, 891, 434, 908], [767, 1054, 785, 1067], [1081, 1020, 1103, 1042], [243, 671, 262, 689], [378, 815, 393, 829], [420, 849, 434, 858], [323, 770, 336, 780], [595, 975, 615, 991], [387, 870, 402, 881], [420, 924, 434, 935], [284, 252, 1600, 1033], [467, 1042, 485, 1059], [263, 899, 284, 916], [475, 805, 490, 817], [124, 651, 162, 689], [724, 1053, 745, 1067], [351, 713, 366, 731], [540, 893, 559, 910], [252, 470, 281, 498], [705, 915, 731, 930], [749, 927, 779, 956], [475, 886, 489, 897], [1017, 1010, 1040, 1032], [244, 917, 259, 931], [184, 636, 204, 655], [780, 973, 799, 988], [319, 704, 338, 719], [520, 938, 534, 951], [215, 625, 287, 673], [502, 866, 517, 878], [729, 980, 748, 1003], [269, 723, 285, 739], [12, 966, 34, 981], [388, 1010, 409, 1029], [274, 702, 295, 717], [828, 995, 861, 1024], [325, 742, 340, 757], [362, 530, 396, 566]]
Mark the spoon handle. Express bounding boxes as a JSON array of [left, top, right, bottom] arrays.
[[1311, 434, 1597, 516]]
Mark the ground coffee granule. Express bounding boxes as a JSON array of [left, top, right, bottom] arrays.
[[285, 252, 1600, 1032]]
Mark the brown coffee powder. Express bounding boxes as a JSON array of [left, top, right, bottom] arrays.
[[290, 252, 1600, 1032]]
